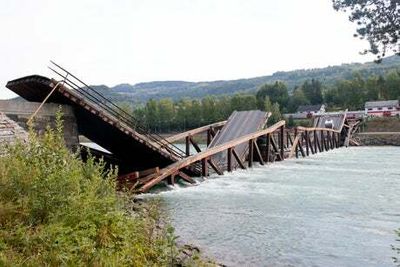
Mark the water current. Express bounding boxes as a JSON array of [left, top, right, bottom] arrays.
[[158, 147, 400, 266]]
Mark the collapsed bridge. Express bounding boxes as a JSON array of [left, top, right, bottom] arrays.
[[5, 62, 359, 192]]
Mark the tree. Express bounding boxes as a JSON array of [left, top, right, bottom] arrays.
[[288, 87, 310, 112], [301, 79, 323, 105], [256, 81, 289, 109], [333, 0, 400, 60], [269, 102, 282, 124]]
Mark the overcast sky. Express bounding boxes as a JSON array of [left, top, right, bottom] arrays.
[[1, 0, 377, 99]]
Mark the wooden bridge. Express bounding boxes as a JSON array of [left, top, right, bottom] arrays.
[[5, 62, 359, 193]]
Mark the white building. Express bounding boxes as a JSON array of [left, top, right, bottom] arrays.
[[365, 100, 400, 117]]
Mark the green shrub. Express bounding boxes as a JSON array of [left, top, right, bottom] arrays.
[[0, 114, 175, 266]]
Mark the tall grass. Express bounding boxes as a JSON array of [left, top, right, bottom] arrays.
[[0, 113, 178, 266]]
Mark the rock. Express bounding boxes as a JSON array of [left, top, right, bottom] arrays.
[[0, 112, 28, 154]]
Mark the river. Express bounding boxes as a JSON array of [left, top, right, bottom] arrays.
[[157, 147, 400, 266]]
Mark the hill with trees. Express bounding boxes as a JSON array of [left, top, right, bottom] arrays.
[[92, 55, 400, 103]]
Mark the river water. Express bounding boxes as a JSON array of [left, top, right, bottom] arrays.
[[158, 147, 400, 266]]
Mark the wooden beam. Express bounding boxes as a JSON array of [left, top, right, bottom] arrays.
[[298, 134, 306, 157], [313, 130, 318, 153], [279, 126, 285, 160], [232, 147, 246, 169], [289, 133, 300, 158], [266, 133, 271, 163], [168, 174, 175, 185], [138, 167, 159, 178], [185, 136, 190, 156], [227, 147, 233, 172], [189, 136, 202, 153], [248, 139, 254, 167], [305, 131, 309, 156], [202, 158, 208, 177], [270, 136, 283, 161], [253, 140, 265, 165], [207, 129, 212, 146], [177, 171, 196, 184], [190, 136, 221, 174], [308, 133, 315, 154], [208, 158, 224, 175], [320, 131, 325, 152], [165, 120, 227, 143], [141, 120, 286, 192]]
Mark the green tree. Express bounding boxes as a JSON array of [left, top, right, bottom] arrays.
[[269, 102, 282, 124], [256, 81, 289, 110], [157, 98, 175, 132], [333, 0, 400, 60], [301, 79, 323, 105], [288, 87, 310, 112], [385, 70, 400, 99], [145, 99, 159, 132]]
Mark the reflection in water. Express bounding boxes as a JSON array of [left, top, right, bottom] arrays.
[[158, 147, 400, 266]]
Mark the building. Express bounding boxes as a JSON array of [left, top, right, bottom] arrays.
[[297, 104, 325, 116], [365, 100, 400, 117], [283, 104, 326, 120]]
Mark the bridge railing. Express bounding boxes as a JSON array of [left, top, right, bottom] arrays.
[[48, 61, 189, 160]]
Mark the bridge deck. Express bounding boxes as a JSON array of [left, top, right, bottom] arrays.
[[6, 75, 185, 174], [208, 110, 269, 170]]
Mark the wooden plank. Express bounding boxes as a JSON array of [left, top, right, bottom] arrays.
[[165, 121, 227, 143]]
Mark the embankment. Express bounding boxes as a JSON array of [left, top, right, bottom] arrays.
[[355, 132, 400, 146]]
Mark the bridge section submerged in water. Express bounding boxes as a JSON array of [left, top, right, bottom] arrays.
[[5, 63, 355, 192]]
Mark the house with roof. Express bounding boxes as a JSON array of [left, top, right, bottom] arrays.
[[365, 100, 400, 117], [283, 104, 326, 120], [297, 104, 326, 116]]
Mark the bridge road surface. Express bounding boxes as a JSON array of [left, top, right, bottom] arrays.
[[208, 110, 268, 171], [313, 113, 346, 131]]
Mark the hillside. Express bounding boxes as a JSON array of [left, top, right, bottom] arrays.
[[92, 55, 400, 103]]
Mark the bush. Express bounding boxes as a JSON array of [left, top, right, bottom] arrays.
[[0, 113, 176, 266]]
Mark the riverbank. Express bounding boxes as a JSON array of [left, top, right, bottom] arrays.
[[354, 132, 400, 146]]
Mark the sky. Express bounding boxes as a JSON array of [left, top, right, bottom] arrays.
[[0, 0, 377, 99]]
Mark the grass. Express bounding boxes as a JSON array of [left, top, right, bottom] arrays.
[[0, 112, 213, 266]]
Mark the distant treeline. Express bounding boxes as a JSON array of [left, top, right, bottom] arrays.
[[123, 70, 400, 133]]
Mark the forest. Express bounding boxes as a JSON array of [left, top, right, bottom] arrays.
[[126, 70, 400, 133]]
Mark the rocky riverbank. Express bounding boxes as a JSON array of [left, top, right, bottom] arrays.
[[354, 132, 400, 146]]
